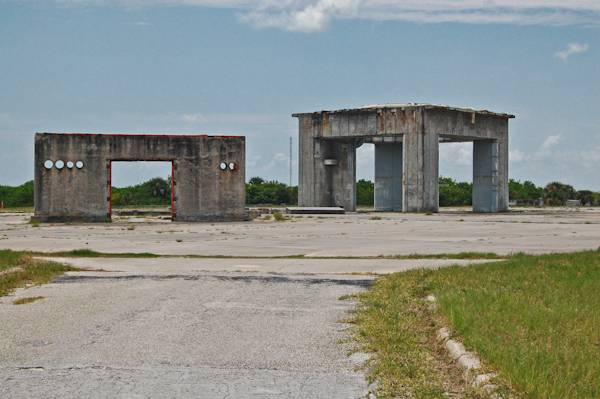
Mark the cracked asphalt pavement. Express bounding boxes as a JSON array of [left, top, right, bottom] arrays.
[[0, 270, 373, 398]]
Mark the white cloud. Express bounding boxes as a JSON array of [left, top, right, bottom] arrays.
[[440, 142, 472, 166], [242, 0, 360, 32], [55, 1, 600, 32], [511, 133, 563, 163], [554, 42, 589, 62], [541, 134, 563, 150], [509, 149, 527, 162], [181, 113, 208, 124]]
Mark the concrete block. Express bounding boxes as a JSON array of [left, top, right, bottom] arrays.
[[458, 352, 481, 370], [34, 133, 246, 223]]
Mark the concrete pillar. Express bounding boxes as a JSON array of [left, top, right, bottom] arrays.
[[402, 128, 439, 212], [497, 134, 509, 212], [330, 140, 356, 211], [298, 116, 329, 207], [472, 135, 509, 212], [473, 140, 499, 212], [374, 142, 403, 211]]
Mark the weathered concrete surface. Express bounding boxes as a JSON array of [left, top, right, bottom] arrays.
[[34, 133, 246, 223], [39, 256, 500, 275], [374, 142, 403, 211], [295, 104, 513, 213], [2, 209, 599, 257], [0, 270, 372, 398], [1, 207, 598, 398]]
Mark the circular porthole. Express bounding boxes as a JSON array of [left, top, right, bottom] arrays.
[[75, 161, 84, 169], [219, 162, 227, 171], [228, 162, 236, 171], [43, 160, 54, 170], [66, 161, 74, 169], [55, 160, 65, 170]]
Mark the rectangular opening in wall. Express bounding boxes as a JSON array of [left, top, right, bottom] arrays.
[[356, 142, 374, 211], [109, 161, 174, 222], [439, 141, 473, 211]]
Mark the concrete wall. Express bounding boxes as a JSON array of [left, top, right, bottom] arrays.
[[329, 140, 356, 211], [34, 133, 246, 222]]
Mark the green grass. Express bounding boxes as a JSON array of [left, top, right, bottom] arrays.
[[272, 211, 288, 221], [43, 249, 161, 258], [13, 296, 45, 305], [396, 251, 504, 260], [0, 250, 78, 297], [350, 250, 600, 398], [349, 268, 485, 398], [0, 249, 24, 272]]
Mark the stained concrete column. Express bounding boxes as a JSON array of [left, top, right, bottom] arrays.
[[473, 140, 499, 212], [402, 126, 439, 213], [497, 133, 509, 212], [298, 115, 329, 207], [374, 142, 403, 211], [329, 140, 356, 211]]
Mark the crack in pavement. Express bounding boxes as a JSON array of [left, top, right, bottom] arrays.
[[53, 273, 374, 287]]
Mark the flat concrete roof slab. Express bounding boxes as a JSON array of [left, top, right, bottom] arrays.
[[293, 103, 515, 118]]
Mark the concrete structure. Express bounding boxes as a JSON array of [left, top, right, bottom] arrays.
[[293, 104, 514, 213], [33, 133, 246, 222]]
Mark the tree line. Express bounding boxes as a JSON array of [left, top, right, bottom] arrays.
[[1, 177, 599, 208]]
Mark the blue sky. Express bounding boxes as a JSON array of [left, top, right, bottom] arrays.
[[0, 1, 599, 189]]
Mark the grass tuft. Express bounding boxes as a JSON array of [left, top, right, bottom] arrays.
[[29, 220, 41, 228], [44, 249, 160, 258], [13, 296, 45, 305], [1, 250, 79, 297], [272, 211, 288, 222]]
